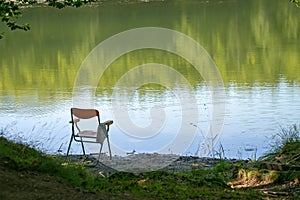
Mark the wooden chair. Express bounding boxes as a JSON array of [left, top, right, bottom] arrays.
[[66, 108, 113, 160]]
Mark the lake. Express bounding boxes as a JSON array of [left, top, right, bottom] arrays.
[[0, 0, 299, 159]]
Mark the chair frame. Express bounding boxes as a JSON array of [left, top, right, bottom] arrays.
[[66, 108, 113, 159]]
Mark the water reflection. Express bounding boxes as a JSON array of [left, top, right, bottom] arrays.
[[0, 0, 299, 158]]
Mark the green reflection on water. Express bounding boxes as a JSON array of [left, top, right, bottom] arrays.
[[0, 0, 299, 100]]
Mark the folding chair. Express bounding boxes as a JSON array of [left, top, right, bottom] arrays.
[[66, 108, 113, 160]]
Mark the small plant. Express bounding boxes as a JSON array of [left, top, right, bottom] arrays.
[[269, 124, 300, 154], [213, 143, 226, 160]]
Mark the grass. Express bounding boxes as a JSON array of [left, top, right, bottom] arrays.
[[2, 123, 300, 199], [227, 124, 300, 198], [258, 124, 300, 185], [0, 136, 93, 187], [0, 135, 263, 199], [260, 123, 300, 165], [269, 124, 300, 154]]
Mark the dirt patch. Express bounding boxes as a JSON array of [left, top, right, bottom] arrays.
[[0, 166, 140, 200], [67, 154, 234, 175], [99, 153, 179, 173]]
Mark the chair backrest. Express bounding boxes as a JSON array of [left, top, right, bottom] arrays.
[[71, 108, 100, 124]]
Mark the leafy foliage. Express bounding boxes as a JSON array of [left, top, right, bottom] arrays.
[[46, 0, 95, 9], [0, 0, 36, 38], [290, 0, 300, 7], [0, 0, 95, 38]]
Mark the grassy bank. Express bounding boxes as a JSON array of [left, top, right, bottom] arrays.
[[1, 124, 300, 199], [0, 136, 261, 199]]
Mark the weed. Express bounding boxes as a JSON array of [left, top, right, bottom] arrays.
[[270, 124, 300, 153], [213, 143, 226, 160]]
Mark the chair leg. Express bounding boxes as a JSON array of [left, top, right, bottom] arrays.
[[81, 140, 86, 156], [66, 135, 73, 158], [98, 143, 103, 160], [107, 137, 112, 160]]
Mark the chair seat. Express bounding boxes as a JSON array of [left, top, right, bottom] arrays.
[[76, 130, 97, 138]]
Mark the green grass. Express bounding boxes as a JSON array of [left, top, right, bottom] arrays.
[[0, 136, 93, 187], [251, 123, 300, 185], [2, 124, 300, 199], [0, 136, 263, 199], [268, 124, 300, 155], [260, 124, 300, 166]]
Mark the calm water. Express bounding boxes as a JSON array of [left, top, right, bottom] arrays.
[[0, 0, 299, 159]]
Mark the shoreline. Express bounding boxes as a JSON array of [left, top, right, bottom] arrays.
[[66, 153, 241, 175]]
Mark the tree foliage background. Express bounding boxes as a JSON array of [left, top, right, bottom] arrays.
[[0, 0, 299, 39]]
